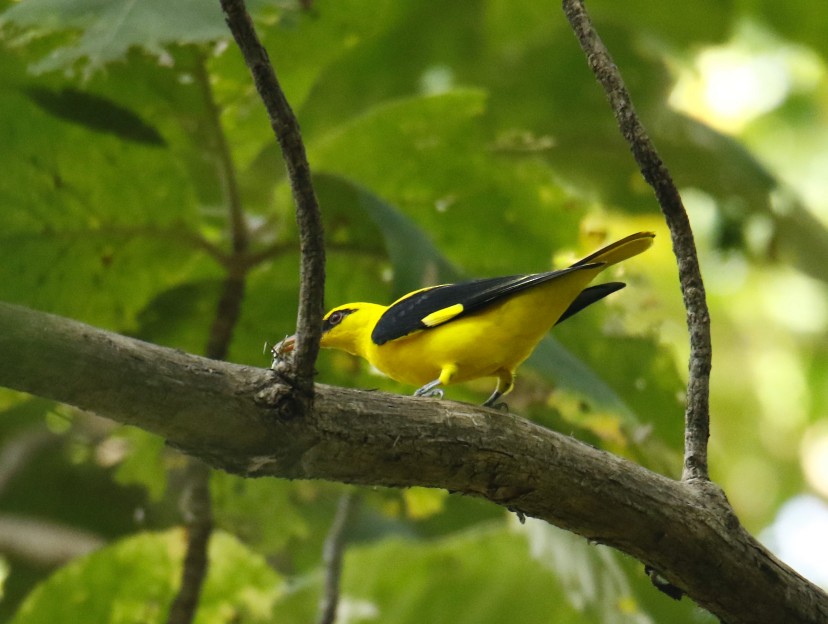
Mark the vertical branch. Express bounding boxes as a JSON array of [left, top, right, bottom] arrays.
[[167, 52, 253, 624], [316, 491, 359, 624], [171, 1, 330, 615], [204, 271, 246, 361], [194, 52, 249, 256], [168, 266, 248, 624], [166, 460, 213, 624], [196, 49, 251, 361], [219, 0, 326, 395], [561, 0, 712, 482]]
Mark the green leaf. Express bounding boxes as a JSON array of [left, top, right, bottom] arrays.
[[111, 428, 168, 501], [11, 530, 282, 624], [314, 173, 459, 295], [12, 531, 178, 624], [308, 89, 583, 275], [520, 520, 712, 624], [528, 337, 639, 425], [0, 50, 203, 330], [197, 531, 282, 623], [1, 0, 226, 73], [588, 0, 734, 46], [335, 525, 583, 624], [259, 0, 405, 111], [211, 472, 310, 555], [522, 520, 649, 624], [749, 0, 828, 61], [402, 487, 449, 520]]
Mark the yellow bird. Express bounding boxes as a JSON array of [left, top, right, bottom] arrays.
[[277, 232, 654, 407]]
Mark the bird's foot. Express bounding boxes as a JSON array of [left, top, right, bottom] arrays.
[[482, 390, 508, 411], [415, 387, 444, 399], [414, 380, 444, 400]]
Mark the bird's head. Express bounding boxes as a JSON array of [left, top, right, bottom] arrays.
[[318, 304, 370, 355], [274, 303, 385, 359]]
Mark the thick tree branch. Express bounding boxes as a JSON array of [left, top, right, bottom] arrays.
[[1, 303, 826, 624], [219, 0, 325, 394], [562, 0, 712, 482]]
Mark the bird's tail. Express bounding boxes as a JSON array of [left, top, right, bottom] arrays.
[[571, 231, 655, 268]]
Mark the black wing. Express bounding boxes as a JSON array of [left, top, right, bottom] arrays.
[[554, 282, 625, 325], [371, 264, 603, 345]]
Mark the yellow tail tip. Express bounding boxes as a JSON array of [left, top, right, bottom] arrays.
[[576, 231, 655, 268]]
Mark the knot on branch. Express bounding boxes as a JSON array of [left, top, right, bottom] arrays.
[[254, 368, 312, 419]]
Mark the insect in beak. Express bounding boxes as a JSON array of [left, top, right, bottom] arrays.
[[270, 334, 296, 368]]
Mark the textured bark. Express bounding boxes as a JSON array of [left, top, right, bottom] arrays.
[[219, 0, 326, 393], [562, 0, 712, 482], [1, 301, 826, 623]]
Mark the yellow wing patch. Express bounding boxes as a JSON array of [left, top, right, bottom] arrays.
[[421, 303, 465, 327]]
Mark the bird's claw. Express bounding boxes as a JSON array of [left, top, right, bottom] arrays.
[[415, 387, 444, 400]]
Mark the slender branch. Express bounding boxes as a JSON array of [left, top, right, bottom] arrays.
[[166, 459, 213, 624], [316, 491, 359, 624], [205, 270, 247, 361], [1, 303, 826, 624], [193, 51, 249, 255], [167, 55, 253, 624], [167, 270, 242, 624], [561, 0, 712, 482], [200, 49, 252, 361], [219, 0, 326, 394]]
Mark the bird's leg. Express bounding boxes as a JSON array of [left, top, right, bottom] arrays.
[[415, 365, 458, 401], [414, 379, 444, 400], [483, 387, 504, 408], [483, 370, 514, 411]]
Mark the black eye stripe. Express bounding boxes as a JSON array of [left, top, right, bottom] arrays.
[[322, 308, 355, 333]]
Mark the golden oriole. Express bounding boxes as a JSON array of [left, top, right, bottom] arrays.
[[277, 231, 654, 406]]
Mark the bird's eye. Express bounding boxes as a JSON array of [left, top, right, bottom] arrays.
[[328, 310, 344, 325]]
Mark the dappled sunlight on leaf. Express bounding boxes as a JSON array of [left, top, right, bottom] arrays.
[[402, 487, 449, 521], [11, 530, 282, 624]]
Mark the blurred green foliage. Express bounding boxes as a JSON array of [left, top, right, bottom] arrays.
[[1, 0, 827, 622], [11, 530, 283, 624]]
